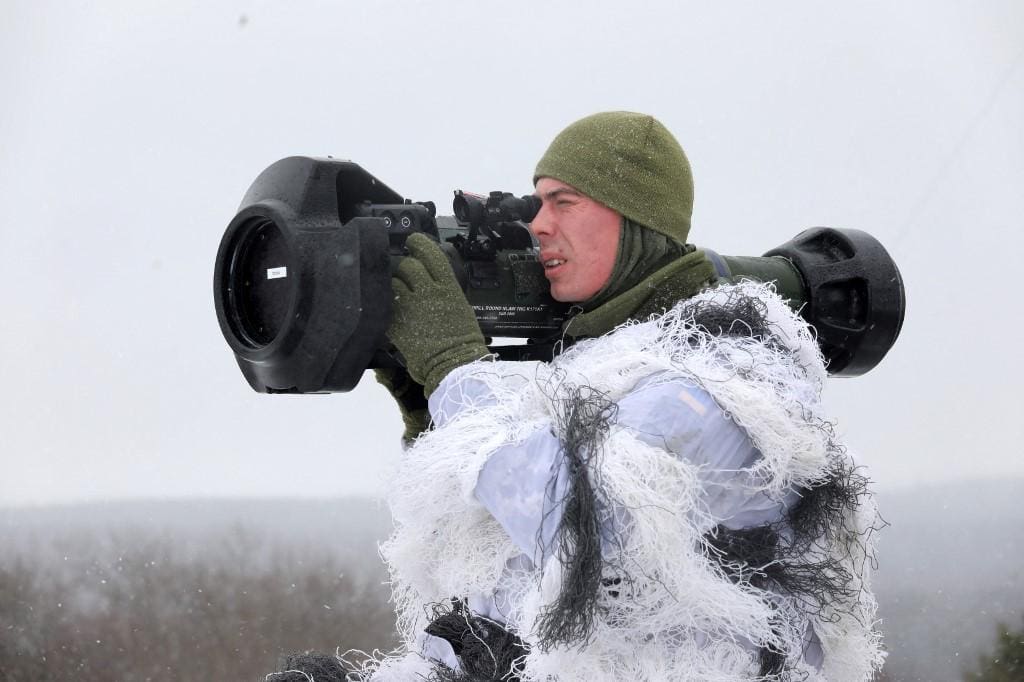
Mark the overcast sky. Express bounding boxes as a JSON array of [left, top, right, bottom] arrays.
[[1, 0, 1022, 506]]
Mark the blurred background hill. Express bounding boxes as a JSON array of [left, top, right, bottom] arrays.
[[3, 478, 1021, 681], [873, 479, 1024, 680]]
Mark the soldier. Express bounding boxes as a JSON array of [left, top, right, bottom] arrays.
[[369, 112, 884, 681]]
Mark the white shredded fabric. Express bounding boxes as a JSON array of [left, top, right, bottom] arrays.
[[364, 281, 884, 682]]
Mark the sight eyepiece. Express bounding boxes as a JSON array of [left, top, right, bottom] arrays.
[[453, 191, 541, 229]]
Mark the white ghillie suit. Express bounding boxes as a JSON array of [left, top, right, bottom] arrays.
[[356, 281, 885, 682]]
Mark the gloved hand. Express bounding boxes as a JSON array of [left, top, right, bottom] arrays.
[[373, 366, 430, 445], [388, 233, 489, 397]]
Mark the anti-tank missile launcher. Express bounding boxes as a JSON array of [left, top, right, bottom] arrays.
[[214, 157, 905, 393]]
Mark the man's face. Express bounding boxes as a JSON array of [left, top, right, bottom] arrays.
[[531, 178, 622, 303]]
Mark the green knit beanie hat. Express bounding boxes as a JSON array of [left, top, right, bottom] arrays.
[[534, 111, 694, 244]]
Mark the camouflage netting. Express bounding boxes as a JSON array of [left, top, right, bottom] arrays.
[[354, 281, 883, 682]]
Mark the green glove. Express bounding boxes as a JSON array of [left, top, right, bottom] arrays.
[[373, 366, 430, 444], [388, 233, 489, 397]]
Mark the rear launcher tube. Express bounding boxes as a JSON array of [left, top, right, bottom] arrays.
[[214, 157, 905, 393]]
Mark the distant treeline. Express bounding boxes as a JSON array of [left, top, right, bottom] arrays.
[[0, 526, 397, 681], [2, 483, 1022, 681]]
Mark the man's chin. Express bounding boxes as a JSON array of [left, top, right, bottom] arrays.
[[548, 286, 571, 303], [549, 288, 581, 304]]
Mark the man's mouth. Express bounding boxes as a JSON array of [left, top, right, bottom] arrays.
[[543, 258, 565, 269]]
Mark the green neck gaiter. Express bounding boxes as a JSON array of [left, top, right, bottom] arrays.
[[582, 218, 688, 312], [562, 221, 716, 340]]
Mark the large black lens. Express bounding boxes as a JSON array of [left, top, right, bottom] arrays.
[[225, 217, 293, 348]]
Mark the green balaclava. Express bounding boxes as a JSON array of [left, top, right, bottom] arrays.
[[534, 111, 694, 245]]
